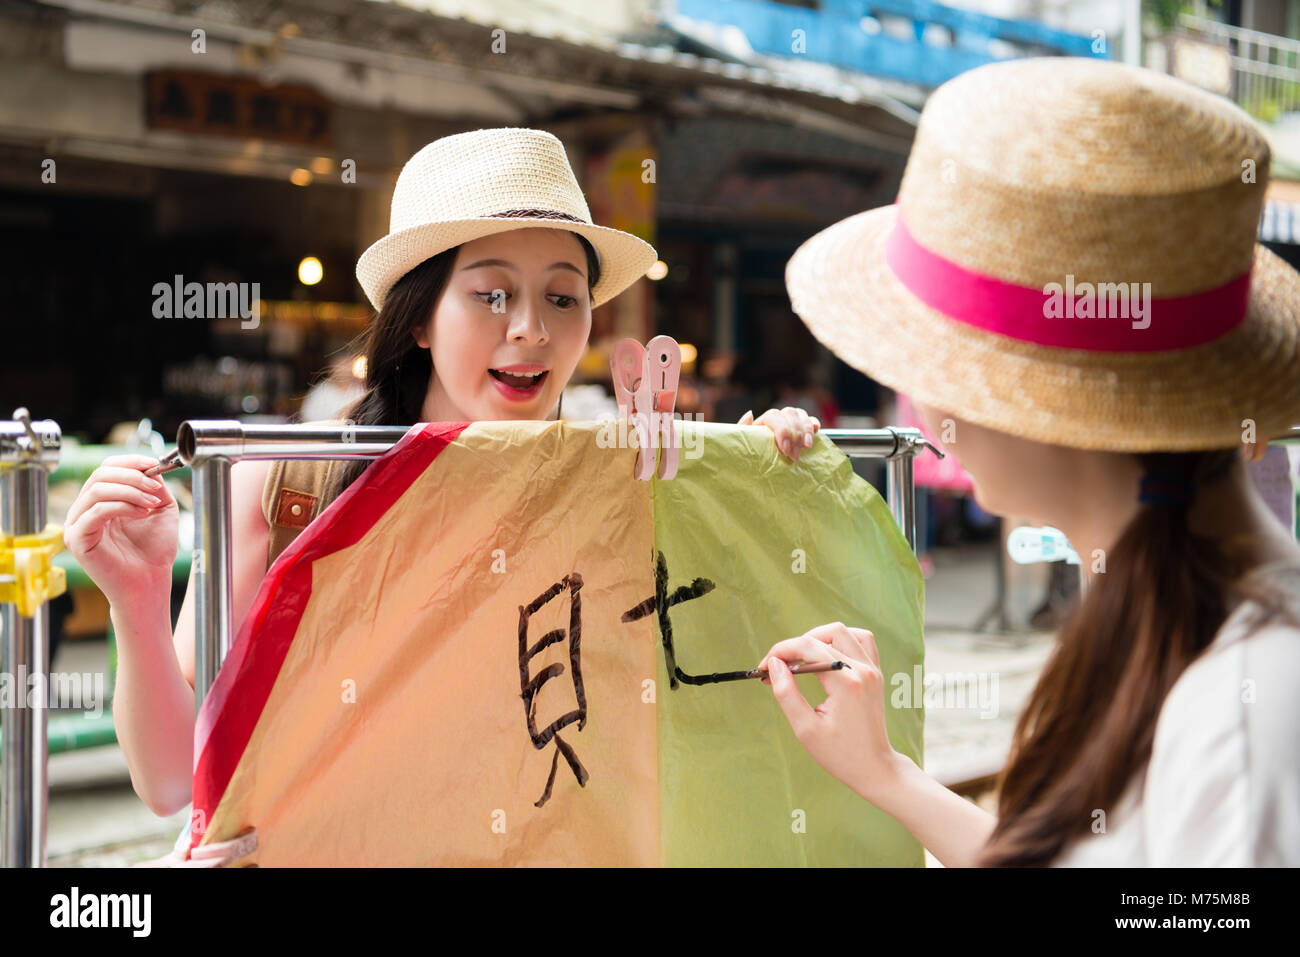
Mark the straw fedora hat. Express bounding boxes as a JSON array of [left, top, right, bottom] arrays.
[[356, 127, 657, 310], [786, 57, 1300, 451]]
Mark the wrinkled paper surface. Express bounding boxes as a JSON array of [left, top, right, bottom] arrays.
[[196, 420, 924, 865]]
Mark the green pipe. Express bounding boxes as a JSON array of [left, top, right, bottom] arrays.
[[48, 711, 118, 754], [0, 712, 118, 758]]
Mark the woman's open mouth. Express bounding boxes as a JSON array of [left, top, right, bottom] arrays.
[[489, 368, 549, 401]]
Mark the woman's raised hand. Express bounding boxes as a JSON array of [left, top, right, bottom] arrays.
[[739, 407, 820, 462], [62, 454, 179, 605], [758, 622, 901, 805]]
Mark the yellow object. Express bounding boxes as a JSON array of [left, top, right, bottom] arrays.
[[297, 256, 323, 286], [0, 525, 68, 617]]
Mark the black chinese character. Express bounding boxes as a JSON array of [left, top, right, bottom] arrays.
[[518, 573, 589, 807], [622, 550, 716, 689]]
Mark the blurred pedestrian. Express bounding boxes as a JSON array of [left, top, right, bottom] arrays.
[[298, 354, 365, 422]]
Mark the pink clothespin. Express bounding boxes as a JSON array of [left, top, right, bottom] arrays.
[[610, 339, 644, 419], [611, 339, 652, 479], [644, 335, 681, 480], [609, 336, 682, 481]]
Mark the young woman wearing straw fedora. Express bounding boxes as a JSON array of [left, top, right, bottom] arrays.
[[759, 58, 1300, 866], [63, 127, 819, 817]]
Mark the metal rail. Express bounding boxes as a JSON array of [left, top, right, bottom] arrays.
[[1180, 13, 1300, 121]]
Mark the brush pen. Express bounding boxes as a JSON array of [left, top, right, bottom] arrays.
[[143, 448, 184, 477], [691, 660, 850, 685]]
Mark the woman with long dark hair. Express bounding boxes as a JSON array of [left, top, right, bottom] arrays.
[[64, 128, 820, 817], [761, 59, 1300, 866]]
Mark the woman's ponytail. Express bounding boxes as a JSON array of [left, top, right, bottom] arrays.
[[978, 448, 1256, 866]]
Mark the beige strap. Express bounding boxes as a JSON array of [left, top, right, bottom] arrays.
[[261, 457, 344, 572]]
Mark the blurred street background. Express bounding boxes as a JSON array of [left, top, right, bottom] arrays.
[[5, 0, 1300, 864]]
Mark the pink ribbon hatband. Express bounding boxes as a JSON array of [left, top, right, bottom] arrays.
[[883, 214, 1252, 352]]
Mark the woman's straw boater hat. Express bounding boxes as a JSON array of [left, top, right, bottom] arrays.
[[356, 128, 657, 310], [786, 57, 1300, 451]]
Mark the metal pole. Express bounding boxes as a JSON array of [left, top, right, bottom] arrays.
[[824, 426, 933, 553], [178, 420, 411, 462], [181, 422, 411, 709], [190, 456, 232, 713], [1122, 0, 1141, 66], [0, 413, 60, 868], [820, 427, 906, 458], [886, 445, 917, 553]]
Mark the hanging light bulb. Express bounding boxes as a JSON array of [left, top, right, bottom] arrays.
[[298, 256, 323, 285]]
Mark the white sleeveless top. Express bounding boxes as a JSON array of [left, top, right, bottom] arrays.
[[1052, 570, 1300, 866]]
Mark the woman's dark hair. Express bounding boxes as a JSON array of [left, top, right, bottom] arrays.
[[323, 225, 601, 504], [978, 448, 1297, 866]]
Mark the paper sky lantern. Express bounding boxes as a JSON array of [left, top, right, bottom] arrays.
[[190, 420, 926, 865]]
